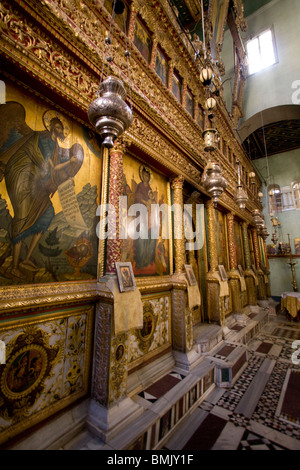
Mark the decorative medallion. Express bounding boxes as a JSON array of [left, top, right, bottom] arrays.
[[136, 302, 157, 353], [0, 326, 60, 420]]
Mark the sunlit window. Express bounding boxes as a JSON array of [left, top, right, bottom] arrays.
[[246, 29, 277, 75]]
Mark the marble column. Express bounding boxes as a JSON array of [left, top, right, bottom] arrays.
[[87, 140, 142, 442]]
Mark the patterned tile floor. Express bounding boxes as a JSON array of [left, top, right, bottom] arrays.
[[64, 312, 300, 451], [164, 313, 300, 451]]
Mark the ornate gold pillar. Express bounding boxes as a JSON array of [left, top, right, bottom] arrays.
[[171, 175, 185, 274], [182, 78, 187, 108], [150, 36, 158, 69], [128, 3, 137, 42], [88, 139, 141, 442], [252, 228, 267, 300], [227, 212, 241, 313], [168, 61, 174, 91], [243, 222, 257, 305], [227, 213, 237, 271], [206, 200, 218, 272], [171, 175, 194, 367], [206, 200, 222, 323]]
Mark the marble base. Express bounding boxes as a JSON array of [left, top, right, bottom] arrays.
[[86, 397, 143, 443], [127, 351, 175, 396], [8, 399, 89, 450], [173, 349, 202, 372]]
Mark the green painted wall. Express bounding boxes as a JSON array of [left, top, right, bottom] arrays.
[[221, 0, 300, 123], [254, 149, 300, 296]]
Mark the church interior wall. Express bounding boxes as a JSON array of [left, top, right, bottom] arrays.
[[254, 149, 300, 297], [222, 0, 300, 123]]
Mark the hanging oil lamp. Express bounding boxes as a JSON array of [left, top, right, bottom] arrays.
[[234, 160, 248, 209], [202, 128, 219, 151], [202, 161, 227, 207], [252, 209, 264, 232], [88, 75, 133, 148]]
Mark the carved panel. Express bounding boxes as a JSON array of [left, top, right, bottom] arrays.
[[0, 304, 94, 445], [128, 294, 171, 367]]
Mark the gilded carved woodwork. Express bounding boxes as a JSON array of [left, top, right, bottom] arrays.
[[128, 294, 171, 368], [227, 212, 237, 271], [0, 0, 262, 208], [242, 222, 251, 270], [205, 200, 218, 272], [0, 304, 94, 444], [171, 286, 187, 353]]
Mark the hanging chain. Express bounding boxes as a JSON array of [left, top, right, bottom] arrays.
[[99, 0, 117, 94]]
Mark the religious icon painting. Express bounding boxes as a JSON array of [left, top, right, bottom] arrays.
[[0, 79, 102, 286], [218, 264, 228, 281], [115, 262, 136, 292], [184, 264, 197, 286], [0, 327, 60, 422], [121, 154, 171, 277], [238, 264, 244, 277]]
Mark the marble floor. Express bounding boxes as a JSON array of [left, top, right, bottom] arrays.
[[64, 310, 300, 451]]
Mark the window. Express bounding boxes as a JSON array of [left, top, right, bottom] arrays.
[[292, 180, 300, 209], [246, 28, 277, 75], [268, 184, 282, 213]]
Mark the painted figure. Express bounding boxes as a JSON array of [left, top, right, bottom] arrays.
[[0, 102, 84, 279], [134, 165, 157, 273]]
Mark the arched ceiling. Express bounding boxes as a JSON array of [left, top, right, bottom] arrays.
[[239, 105, 300, 160]]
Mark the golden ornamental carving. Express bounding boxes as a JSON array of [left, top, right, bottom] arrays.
[[227, 213, 237, 271], [205, 200, 218, 271], [172, 175, 185, 274], [251, 228, 261, 271], [109, 332, 128, 404], [0, 0, 262, 210], [242, 222, 251, 269]]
